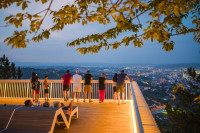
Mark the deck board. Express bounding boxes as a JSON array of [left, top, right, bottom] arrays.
[[0, 99, 134, 133]]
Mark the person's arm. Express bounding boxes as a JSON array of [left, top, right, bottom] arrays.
[[126, 75, 130, 81], [61, 76, 64, 82], [71, 75, 73, 82], [80, 76, 82, 83], [30, 78, 32, 83], [104, 77, 106, 83]]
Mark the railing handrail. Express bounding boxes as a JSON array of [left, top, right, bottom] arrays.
[[130, 81, 144, 133], [0, 79, 130, 84], [0, 79, 131, 100]]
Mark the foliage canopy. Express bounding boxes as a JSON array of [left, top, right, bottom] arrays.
[[166, 68, 200, 133], [0, 0, 199, 54]]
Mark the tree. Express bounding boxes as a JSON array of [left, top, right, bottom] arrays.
[[10, 62, 16, 79], [166, 68, 200, 133], [0, 55, 6, 79], [0, 0, 199, 54], [0, 55, 11, 79], [17, 67, 23, 79], [0, 54, 22, 79]]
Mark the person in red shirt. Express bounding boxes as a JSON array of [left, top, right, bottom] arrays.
[[61, 70, 72, 101]]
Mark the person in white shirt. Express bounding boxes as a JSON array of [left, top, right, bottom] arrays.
[[72, 71, 82, 102]]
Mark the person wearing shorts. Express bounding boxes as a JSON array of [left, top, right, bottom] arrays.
[[62, 70, 72, 101], [35, 76, 41, 103], [84, 70, 93, 102], [72, 71, 82, 102], [30, 72, 37, 102], [44, 75, 49, 102], [117, 70, 130, 105], [112, 73, 118, 102]]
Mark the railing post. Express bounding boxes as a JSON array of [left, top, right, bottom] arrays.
[[126, 83, 128, 100], [27, 82, 29, 98], [49, 82, 52, 99], [4, 82, 7, 98]]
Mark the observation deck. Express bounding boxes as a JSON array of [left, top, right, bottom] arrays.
[[0, 80, 160, 133]]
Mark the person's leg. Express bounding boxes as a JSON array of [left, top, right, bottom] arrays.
[[116, 85, 120, 105], [77, 92, 80, 102], [63, 90, 66, 99], [72, 92, 76, 101], [122, 93, 125, 103], [117, 92, 120, 105], [32, 89, 35, 101], [113, 87, 116, 101], [83, 86, 87, 102], [122, 85, 126, 104], [44, 93, 46, 101], [38, 92, 40, 101], [47, 93, 49, 101], [99, 90, 101, 101], [89, 86, 93, 102], [67, 90, 69, 100], [35, 94, 38, 102], [114, 92, 117, 100], [66, 85, 70, 99], [35, 91, 37, 101], [102, 90, 105, 102], [89, 92, 91, 101]]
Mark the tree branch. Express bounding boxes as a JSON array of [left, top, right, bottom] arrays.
[[33, 0, 54, 37]]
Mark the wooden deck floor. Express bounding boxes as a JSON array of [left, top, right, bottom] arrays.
[[0, 98, 134, 133]]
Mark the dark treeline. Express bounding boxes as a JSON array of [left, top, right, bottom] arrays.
[[0, 54, 23, 79]]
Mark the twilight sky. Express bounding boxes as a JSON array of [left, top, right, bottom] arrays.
[[0, 1, 200, 64]]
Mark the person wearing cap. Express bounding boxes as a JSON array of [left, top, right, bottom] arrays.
[[61, 70, 72, 101], [83, 70, 93, 102], [72, 71, 82, 102], [117, 70, 130, 105]]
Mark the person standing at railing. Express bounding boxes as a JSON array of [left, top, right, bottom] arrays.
[[83, 70, 93, 102], [30, 72, 37, 102], [117, 70, 130, 105], [44, 75, 49, 102], [35, 76, 41, 103], [112, 73, 118, 102], [72, 71, 82, 102], [99, 73, 106, 103], [61, 70, 72, 101]]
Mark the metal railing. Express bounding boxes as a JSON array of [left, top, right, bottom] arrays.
[[0, 80, 130, 100], [130, 81, 144, 133]]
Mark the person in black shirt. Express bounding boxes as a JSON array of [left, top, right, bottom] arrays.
[[35, 76, 41, 103], [112, 73, 117, 102], [30, 72, 36, 102], [84, 70, 93, 102], [99, 73, 106, 103]]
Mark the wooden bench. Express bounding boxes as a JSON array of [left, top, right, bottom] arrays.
[[56, 106, 78, 128], [0, 105, 78, 133]]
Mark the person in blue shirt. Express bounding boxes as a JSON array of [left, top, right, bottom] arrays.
[[117, 70, 130, 105]]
